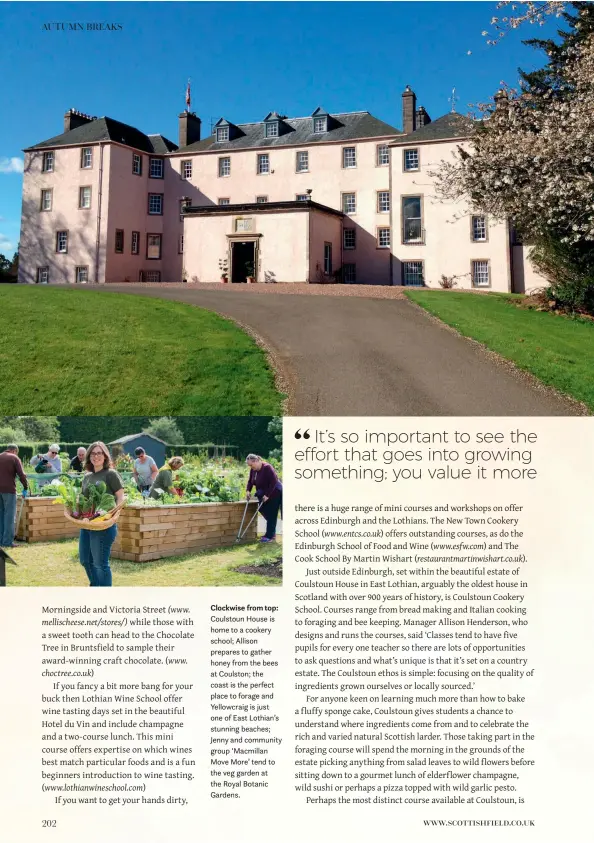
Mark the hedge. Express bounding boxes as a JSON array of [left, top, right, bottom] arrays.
[[0, 443, 93, 462]]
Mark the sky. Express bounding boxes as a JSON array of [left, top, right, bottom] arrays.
[[0, 1, 563, 257]]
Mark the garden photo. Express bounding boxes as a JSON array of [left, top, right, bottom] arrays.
[[0, 415, 283, 587]]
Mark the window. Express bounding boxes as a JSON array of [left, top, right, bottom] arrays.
[[218, 198, 230, 205], [150, 158, 164, 179], [377, 145, 389, 166], [75, 266, 88, 283], [296, 150, 309, 172], [377, 191, 390, 213], [343, 147, 357, 168], [181, 160, 192, 180], [180, 198, 190, 215], [266, 122, 279, 138], [80, 147, 92, 169], [131, 231, 140, 255], [343, 263, 356, 284], [402, 196, 423, 243], [343, 228, 356, 250], [115, 229, 124, 253], [377, 228, 391, 248], [147, 234, 162, 260], [42, 151, 54, 172], [132, 153, 142, 175], [472, 215, 488, 242], [56, 231, 68, 253], [37, 266, 49, 283], [257, 154, 270, 174], [313, 116, 327, 133], [324, 243, 332, 275], [219, 157, 231, 177], [40, 189, 52, 211], [402, 261, 424, 286], [256, 196, 268, 204], [404, 148, 420, 171], [148, 193, 163, 215], [79, 186, 92, 209], [342, 193, 356, 215], [296, 194, 309, 202], [472, 260, 490, 287], [178, 234, 184, 254], [143, 270, 161, 282], [216, 126, 229, 142]]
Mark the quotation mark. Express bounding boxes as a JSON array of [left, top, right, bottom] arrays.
[[295, 429, 311, 439]]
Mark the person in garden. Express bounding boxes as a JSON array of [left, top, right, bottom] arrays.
[[133, 447, 158, 494], [149, 457, 185, 499], [69, 447, 87, 473], [0, 445, 28, 549], [30, 444, 62, 488], [79, 442, 124, 587], [245, 453, 282, 543]]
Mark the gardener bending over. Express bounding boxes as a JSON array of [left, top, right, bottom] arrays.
[[0, 445, 28, 548], [149, 457, 184, 499], [133, 447, 158, 494], [245, 454, 282, 543]]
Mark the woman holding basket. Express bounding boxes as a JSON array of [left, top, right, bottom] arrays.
[[79, 442, 125, 587]]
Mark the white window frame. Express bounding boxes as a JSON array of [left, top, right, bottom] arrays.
[[219, 157, 231, 177], [342, 193, 356, 215], [150, 158, 164, 179], [471, 215, 488, 242], [377, 227, 391, 249], [266, 122, 279, 138], [131, 231, 140, 255], [148, 193, 163, 215], [343, 263, 356, 284], [257, 153, 270, 175], [402, 261, 425, 286], [216, 126, 229, 142], [404, 148, 420, 172], [296, 194, 308, 202], [313, 117, 327, 133], [79, 186, 92, 209], [376, 144, 389, 166], [296, 150, 309, 173], [75, 265, 89, 283], [218, 198, 230, 206], [342, 147, 357, 169], [147, 233, 162, 260], [56, 231, 68, 253], [256, 195, 268, 204], [377, 191, 390, 213], [42, 151, 54, 173], [343, 228, 356, 250], [81, 147, 93, 169], [40, 189, 52, 211], [472, 259, 490, 287], [37, 266, 49, 283], [402, 196, 423, 243], [181, 160, 192, 180], [132, 153, 142, 175]]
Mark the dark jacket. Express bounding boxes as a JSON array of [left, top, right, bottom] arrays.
[[0, 452, 28, 494], [246, 462, 282, 500]]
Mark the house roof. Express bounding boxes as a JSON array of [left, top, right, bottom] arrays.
[[25, 117, 178, 154], [108, 432, 167, 445], [176, 111, 402, 154], [392, 112, 475, 145], [183, 199, 344, 218]]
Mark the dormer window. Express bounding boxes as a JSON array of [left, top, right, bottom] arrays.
[[313, 116, 327, 133], [266, 122, 279, 138], [217, 126, 229, 142]]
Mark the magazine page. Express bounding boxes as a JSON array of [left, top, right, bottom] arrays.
[[0, 1, 593, 842]]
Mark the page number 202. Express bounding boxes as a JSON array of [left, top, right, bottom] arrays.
[[42, 820, 57, 828]]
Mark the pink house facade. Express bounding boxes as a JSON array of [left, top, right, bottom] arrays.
[[18, 93, 543, 291]]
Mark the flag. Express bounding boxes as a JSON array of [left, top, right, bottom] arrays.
[[185, 80, 191, 110]]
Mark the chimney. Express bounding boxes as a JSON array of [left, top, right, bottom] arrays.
[[178, 111, 201, 148], [402, 85, 417, 135], [64, 108, 94, 133], [415, 106, 431, 128]]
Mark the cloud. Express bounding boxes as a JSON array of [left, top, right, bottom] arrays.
[[0, 234, 16, 253], [0, 157, 24, 174]]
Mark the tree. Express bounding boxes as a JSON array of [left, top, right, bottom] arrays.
[[0, 416, 59, 441], [142, 417, 184, 446], [267, 417, 282, 460]]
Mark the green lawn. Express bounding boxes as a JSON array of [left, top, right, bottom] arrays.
[[405, 290, 594, 411], [0, 287, 282, 414], [5, 538, 282, 587]]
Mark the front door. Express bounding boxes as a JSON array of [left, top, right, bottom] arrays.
[[231, 241, 255, 283]]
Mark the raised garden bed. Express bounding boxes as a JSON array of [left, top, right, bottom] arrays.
[[111, 501, 259, 562], [16, 497, 79, 543]]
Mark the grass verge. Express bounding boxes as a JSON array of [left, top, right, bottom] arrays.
[[0, 287, 282, 414], [405, 290, 594, 411], [6, 538, 282, 586]]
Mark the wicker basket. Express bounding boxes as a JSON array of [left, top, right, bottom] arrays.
[[64, 501, 125, 531]]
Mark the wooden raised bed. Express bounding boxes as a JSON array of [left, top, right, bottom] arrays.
[[111, 501, 259, 562], [16, 497, 79, 543]]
